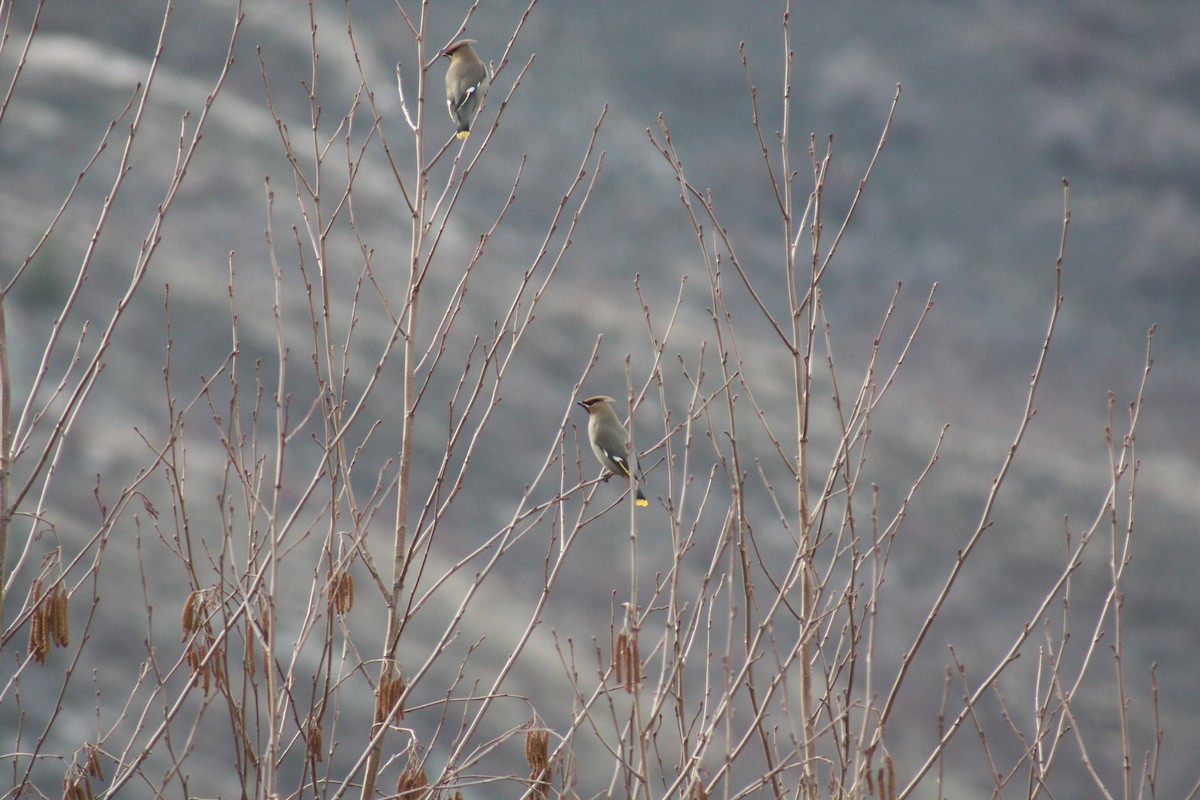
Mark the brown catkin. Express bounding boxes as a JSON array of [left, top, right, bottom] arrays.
[[395, 752, 428, 799], [328, 571, 354, 615], [525, 728, 551, 800], [524, 728, 548, 772], [629, 634, 641, 691], [29, 607, 48, 663], [29, 578, 50, 663], [63, 774, 93, 800], [307, 722, 324, 763], [181, 590, 198, 641], [85, 744, 104, 780], [212, 646, 226, 690], [51, 584, 69, 648], [613, 633, 627, 686], [374, 677, 387, 720], [185, 638, 217, 696], [375, 671, 406, 722], [244, 630, 256, 679]]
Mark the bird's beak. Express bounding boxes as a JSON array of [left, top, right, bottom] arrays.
[[576, 401, 587, 410]]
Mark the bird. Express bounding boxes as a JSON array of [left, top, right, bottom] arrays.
[[443, 39, 489, 139], [578, 395, 649, 507]]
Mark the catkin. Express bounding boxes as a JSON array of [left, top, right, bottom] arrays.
[[395, 751, 427, 799]]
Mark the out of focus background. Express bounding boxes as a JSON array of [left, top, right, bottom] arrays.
[[1, 1, 1197, 797]]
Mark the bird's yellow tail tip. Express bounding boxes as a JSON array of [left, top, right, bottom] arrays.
[[636, 498, 649, 507], [456, 130, 471, 139]]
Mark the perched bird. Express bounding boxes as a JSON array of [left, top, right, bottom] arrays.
[[443, 39, 489, 139], [578, 395, 649, 507]]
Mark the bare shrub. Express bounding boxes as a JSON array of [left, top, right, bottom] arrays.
[[0, 2, 1175, 799]]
